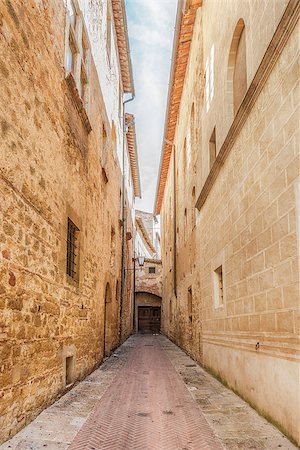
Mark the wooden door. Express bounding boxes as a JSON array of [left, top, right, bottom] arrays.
[[138, 306, 161, 334]]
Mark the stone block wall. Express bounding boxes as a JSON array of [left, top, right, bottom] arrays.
[[160, 0, 299, 444], [0, 0, 133, 443]]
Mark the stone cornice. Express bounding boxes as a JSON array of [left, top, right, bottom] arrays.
[[196, 0, 300, 211]]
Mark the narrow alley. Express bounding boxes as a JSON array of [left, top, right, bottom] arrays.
[[1, 335, 296, 450], [0, 0, 299, 448]]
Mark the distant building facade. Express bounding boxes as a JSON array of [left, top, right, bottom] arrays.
[[0, 0, 139, 443], [135, 210, 160, 259], [134, 211, 162, 333], [156, 0, 299, 445]]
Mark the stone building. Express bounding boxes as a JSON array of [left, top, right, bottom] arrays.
[[135, 211, 162, 333], [0, 0, 139, 443], [155, 0, 299, 445]]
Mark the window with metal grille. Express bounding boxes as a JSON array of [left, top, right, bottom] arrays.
[[149, 267, 156, 274], [66, 218, 79, 280]]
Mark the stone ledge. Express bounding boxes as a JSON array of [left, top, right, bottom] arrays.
[[65, 73, 92, 134]]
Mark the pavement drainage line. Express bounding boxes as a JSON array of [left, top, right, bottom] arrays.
[[159, 339, 298, 450], [159, 337, 226, 449], [66, 339, 135, 445]]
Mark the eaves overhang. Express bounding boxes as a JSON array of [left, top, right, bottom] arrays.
[[136, 217, 156, 255], [154, 0, 202, 214], [126, 113, 141, 198], [112, 0, 134, 94]]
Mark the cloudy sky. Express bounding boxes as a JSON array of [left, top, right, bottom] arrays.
[[125, 0, 177, 213]]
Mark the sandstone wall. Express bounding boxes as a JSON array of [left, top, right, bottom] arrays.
[[0, 0, 133, 443], [135, 260, 162, 298], [160, 0, 299, 444]]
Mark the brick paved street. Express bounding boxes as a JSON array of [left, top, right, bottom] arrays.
[[1, 335, 297, 450]]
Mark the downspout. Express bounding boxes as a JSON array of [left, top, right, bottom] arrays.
[[173, 143, 177, 298], [119, 93, 135, 342], [165, 139, 177, 298], [133, 252, 136, 333]]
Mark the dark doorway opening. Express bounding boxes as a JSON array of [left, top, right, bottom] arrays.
[[138, 306, 161, 334]]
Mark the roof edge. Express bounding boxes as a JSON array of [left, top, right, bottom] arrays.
[[154, 0, 184, 214]]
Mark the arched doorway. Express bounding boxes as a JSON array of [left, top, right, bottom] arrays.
[[104, 282, 112, 356], [135, 292, 162, 334]]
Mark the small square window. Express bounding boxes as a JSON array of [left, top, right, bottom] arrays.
[[213, 265, 224, 308], [149, 267, 156, 274], [65, 355, 74, 386], [66, 218, 79, 281]]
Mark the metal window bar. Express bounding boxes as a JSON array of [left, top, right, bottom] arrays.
[[66, 219, 79, 279]]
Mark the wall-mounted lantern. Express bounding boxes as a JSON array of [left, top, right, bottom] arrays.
[[137, 256, 145, 267]]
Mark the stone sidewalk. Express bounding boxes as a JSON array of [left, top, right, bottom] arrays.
[[1, 335, 297, 450]]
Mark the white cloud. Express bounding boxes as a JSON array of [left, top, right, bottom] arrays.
[[125, 0, 177, 213]]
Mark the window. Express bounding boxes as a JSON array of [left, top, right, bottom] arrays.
[[65, 356, 74, 386], [65, 0, 90, 105], [209, 127, 216, 169], [149, 267, 156, 274], [106, 1, 112, 62], [213, 265, 224, 308], [188, 287, 193, 322], [205, 44, 214, 112], [227, 19, 247, 119], [66, 218, 79, 281]]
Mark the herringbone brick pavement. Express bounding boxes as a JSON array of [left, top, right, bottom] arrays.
[[69, 335, 224, 450]]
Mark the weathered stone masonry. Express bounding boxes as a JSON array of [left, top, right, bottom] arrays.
[[156, 0, 300, 445], [0, 0, 135, 443]]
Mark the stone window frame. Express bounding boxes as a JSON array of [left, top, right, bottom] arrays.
[[66, 218, 80, 282], [59, 203, 83, 289], [62, 345, 76, 388], [64, 0, 91, 115], [212, 252, 226, 311]]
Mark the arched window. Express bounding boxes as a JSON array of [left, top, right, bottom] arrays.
[[227, 19, 247, 119]]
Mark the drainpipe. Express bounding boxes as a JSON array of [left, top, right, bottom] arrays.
[[165, 139, 177, 298], [119, 93, 135, 342]]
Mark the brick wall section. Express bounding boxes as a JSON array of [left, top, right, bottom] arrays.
[[0, 0, 133, 443], [160, 0, 299, 445]]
